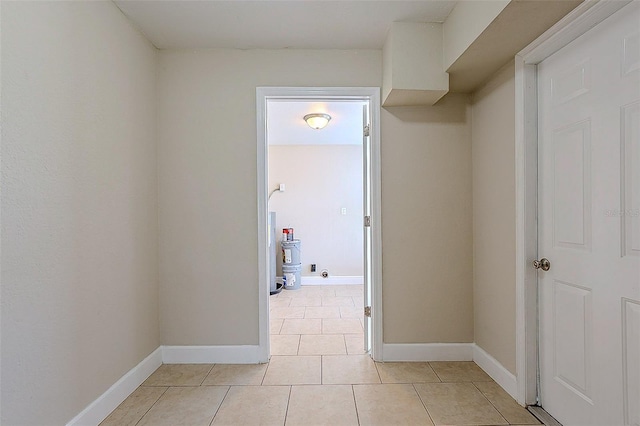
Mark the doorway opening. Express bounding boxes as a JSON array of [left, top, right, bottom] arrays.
[[256, 87, 382, 362]]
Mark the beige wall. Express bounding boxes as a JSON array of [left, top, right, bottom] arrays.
[[269, 145, 363, 277], [158, 48, 475, 346], [471, 60, 517, 374], [381, 94, 474, 343], [443, 0, 510, 70], [1, 2, 159, 424], [157, 49, 380, 345]]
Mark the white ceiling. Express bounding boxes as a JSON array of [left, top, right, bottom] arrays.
[[267, 100, 367, 145], [113, 0, 457, 49], [113, 1, 456, 146]]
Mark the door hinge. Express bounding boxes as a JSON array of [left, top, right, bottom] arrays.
[[363, 124, 370, 137], [364, 216, 371, 227], [364, 306, 371, 317]]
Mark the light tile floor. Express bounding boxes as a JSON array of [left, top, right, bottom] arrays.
[[102, 285, 540, 426]]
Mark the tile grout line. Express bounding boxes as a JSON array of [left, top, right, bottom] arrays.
[[412, 383, 437, 426], [426, 362, 440, 383], [260, 360, 270, 386], [283, 385, 293, 425], [132, 386, 170, 426], [207, 385, 231, 426], [199, 364, 215, 386], [470, 381, 512, 425], [372, 359, 382, 381], [351, 385, 361, 426], [428, 362, 445, 382], [373, 358, 383, 384]]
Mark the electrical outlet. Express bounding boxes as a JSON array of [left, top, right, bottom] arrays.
[[311, 264, 316, 272]]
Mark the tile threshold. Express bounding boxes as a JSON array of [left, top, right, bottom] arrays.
[[528, 406, 562, 426]]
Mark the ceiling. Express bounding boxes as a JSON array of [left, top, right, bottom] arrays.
[[113, 0, 456, 145], [267, 100, 367, 146], [113, 0, 457, 49], [112, 0, 581, 143]]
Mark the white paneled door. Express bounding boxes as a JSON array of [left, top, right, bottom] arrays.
[[537, 3, 640, 425]]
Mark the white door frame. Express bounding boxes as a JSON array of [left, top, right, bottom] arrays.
[[514, 0, 631, 406], [255, 87, 383, 363]]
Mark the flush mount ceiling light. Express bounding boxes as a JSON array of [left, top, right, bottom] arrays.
[[303, 113, 331, 130]]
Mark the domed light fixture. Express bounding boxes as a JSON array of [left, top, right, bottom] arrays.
[[303, 113, 331, 130]]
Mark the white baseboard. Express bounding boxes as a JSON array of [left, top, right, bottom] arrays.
[[472, 344, 518, 400], [382, 343, 473, 362], [300, 276, 364, 285], [161, 345, 264, 364], [66, 347, 162, 426], [66, 342, 518, 425]]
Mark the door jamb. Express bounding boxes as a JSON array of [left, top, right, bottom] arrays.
[[255, 87, 383, 363], [514, 0, 631, 406]]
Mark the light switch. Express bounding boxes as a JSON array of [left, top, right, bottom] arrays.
[[341, 207, 347, 215]]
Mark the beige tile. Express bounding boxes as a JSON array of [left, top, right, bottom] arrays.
[[352, 296, 364, 306], [298, 334, 346, 355], [322, 355, 381, 384], [353, 384, 433, 426], [142, 364, 213, 387], [286, 385, 358, 426], [334, 285, 363, 297], [414, 382, 507, 425], [474, 381, 540, 424], [202, 364, 267, 386], [269, 296, 291, 307], [323, 318, 363, 334], [304, 306, 341, 319], [289, 296, 322, 307], [376, 362, 440, 384], [270, 334, 300, 355], [340, 306, 363, 319], [270, 318, 284, 334], [263, 355, 321, 385], [138, 386, 228, 426], [212, 385, 289, 425], [280, 318, 322, 335], [322, 296, 355, 307], [100, 386, 167, 426], [269, 306, 305, 319], [299, 286, 336, 297], [344, 333, 367, 355], [429, 361, 493, 382]]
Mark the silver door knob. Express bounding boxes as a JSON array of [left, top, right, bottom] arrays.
[[533, 258, 551, 271]]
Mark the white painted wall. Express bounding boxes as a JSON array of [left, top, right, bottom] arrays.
[[1, 2, 159, 424], [269, 145, 363, 278], [471, 60, 516, 374]]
